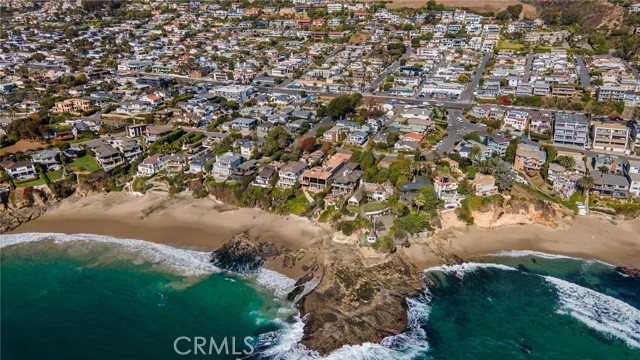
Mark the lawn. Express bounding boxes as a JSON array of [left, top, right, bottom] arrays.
[[68, 155, 101, 173], [497, 40, 524, 51], [362, 201, 389, 213], [287, 194, 310, 215], [46, 169, 64, 181], [14, 175, 47, 188]]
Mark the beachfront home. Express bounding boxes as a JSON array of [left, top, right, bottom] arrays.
[[2, 161, 37, 180], [211, 152, 244, 179], [514, 143, 546, 174], [137, 154, 166, 176], [469, 173, 498, 196], [277, 161, 307, 189], [591, 171, 630, 200], [252, 165, 277, 188], [300, 153, 350, 192]]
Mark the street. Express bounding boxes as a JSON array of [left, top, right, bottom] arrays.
[[459, 52, 493, 102]]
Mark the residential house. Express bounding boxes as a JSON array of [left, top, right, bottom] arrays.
[[300, 153, 350, 192], [553, 112, 590, 148], [399, 176, 429, 202], [2, 161, 37, 180], [331, 162, 363, 196], [591, 171, 630, 200], [345, 131, 368, 147], [469, 173, 498, 196], [144, 125, 174, 144], [211, 152, 244, 179], [81, 139, 124, 170], [31, 148, 61, 170], [137, 154, 166, 176], [486, 135, 510, 157], [433, 174, 459, 207], [514, 143, 546, 173], [277, 161, 307, 189], [252, 165, 277, 188], [503, 110, 529, 132]]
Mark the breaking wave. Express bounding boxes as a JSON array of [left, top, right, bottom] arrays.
[[2, 232, 218, 276], [424, 262, 517, 276], [545, 276, 640, 349], [253, 289, 433, 360], [489, 250, 614, 266]]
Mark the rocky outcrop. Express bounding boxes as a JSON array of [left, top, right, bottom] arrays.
[[210, 231, 286, 273], [616, 266, 640, 278], [0, 188, 56, 234], [298, 252, 424, 355], [210, 233, 425, 355]]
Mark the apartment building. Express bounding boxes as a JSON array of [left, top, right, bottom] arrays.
[[597, 85, 626, 102], [52, 98, 92, 114], [591, 120, 630, 153], [553, 112, 590, 148]]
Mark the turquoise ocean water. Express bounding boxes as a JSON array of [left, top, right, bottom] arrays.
[[1, 233, 639, 359]]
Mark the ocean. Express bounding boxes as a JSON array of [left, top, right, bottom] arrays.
[[1, 233, 639, 360]]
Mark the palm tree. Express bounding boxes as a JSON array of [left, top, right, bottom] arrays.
[[485, 126, 495, 137], [556, 155, 576, 169], [577, 175, 594, 216], [476, 160, 491, 175], [469, 145, 481, 162], [413, 192, 427, 214], [410, 161, 421, 180]]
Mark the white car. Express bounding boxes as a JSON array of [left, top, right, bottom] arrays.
[[456, 117, 463, 123]]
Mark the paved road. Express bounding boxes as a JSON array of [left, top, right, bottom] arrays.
[[575, 56, 592, 88], [460, 52, 492, 102], [278, 45, 345, 89], [368, 45, 413, 92], [523, 53, 534, 83], [437, 108, 486, 154]]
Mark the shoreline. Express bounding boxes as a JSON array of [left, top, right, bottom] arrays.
[[6, 192, 640, 270]]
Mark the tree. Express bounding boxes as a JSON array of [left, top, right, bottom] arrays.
[[504, 138, 520, 164], [300, 137, 316, 152], [556, 155, 576, 169], [577, 175, 594, 216], [263, 127, 292, 156], [387, 42, 407, 57], [491, 159, 515, 191], [469, 145, 481, 162], [325, 93, 362, 118], [386, 131, 400, 147], [457, 74, 470, 83], [418, 185, 441, 215]]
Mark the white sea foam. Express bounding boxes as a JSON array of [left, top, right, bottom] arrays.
[[424, 262, 517, 276], [545, 276, 640, 349], [489, 250, 614, 266], [256, 268, 297, 298], [2, 232, 218, 276], [256, 289, 433, 360]]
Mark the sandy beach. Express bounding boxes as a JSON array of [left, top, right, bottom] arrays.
[[7, 192, 640, 270], [403, 214, 640, 269], [9, 192, 328, 252]]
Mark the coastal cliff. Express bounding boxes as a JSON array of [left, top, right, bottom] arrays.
[[471, 199, 558, 229], [1, 188, 57, 234]]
